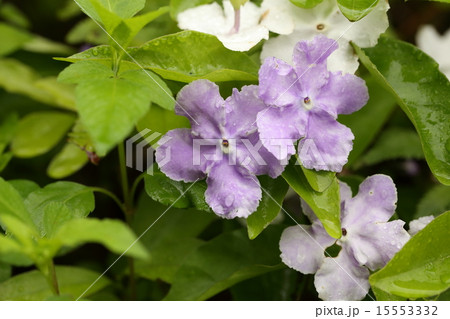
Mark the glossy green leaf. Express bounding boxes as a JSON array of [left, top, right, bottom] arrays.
[[11, 112, 75, 158], [75, 0, 145, 22], [358, 128, 424, 167], [24, 181, 95, 237], [415, 185, 450, 219], [289, 0, 324, 9], [58, 60, 114, 84], [164, 227, 284, 301], [128, 31, 259, 83], [247, 176, 289, 240], [0, 177, 35, 229], [337, 0, 378, 21], [55, 45, 113, 63], [354, 37, 450, 185], [372, 286, 407, 301], [0, 266, 111, 301], [121, 69, 175, 111], [282, 159, 341, 238], [47, 143, 89, 179], [144, 168, 210, 212], [132, 194, 215, 283], [74, 72, 152, 156], [370, 211, 450, 299], [339, 77, 397, 167], [0, 22, 31, 56], [301, 166, 335, 192], [52, 218, 149, 260], [170, 0, 214, 19]]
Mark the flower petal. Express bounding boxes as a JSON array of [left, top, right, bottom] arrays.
[[224, 85, 266, 137], [205, 160, 261, 219], [298, 109, 354, 172], [156, 129, 207, 182], [236, 132, 285, 178], [408, 215, 435, 236], [316, 71, 369, 117], [342, 174, 397, 225], [217, 26, 269, 51], [177, 2, 229, 35], [343, 220, 410, 271], [292, 35, 338, 75], [260, 0, 299, 35], [314, 251, 370, 301], [176, 80, 224, 139], [259, 57, 301, 108], [257, 105, 306, 161], [280, 223, 335, 274]]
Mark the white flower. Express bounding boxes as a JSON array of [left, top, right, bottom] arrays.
[[408, 215, 435, 236], [177, 0, 294, 52], [416, 25, 450, 80], [261, 0, 390, 74]]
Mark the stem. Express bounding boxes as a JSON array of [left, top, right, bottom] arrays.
[[130, 173, 146, 203], [91, 187, 127, 215], [118, 142, 137, 300], [48, 260, 60, 296]]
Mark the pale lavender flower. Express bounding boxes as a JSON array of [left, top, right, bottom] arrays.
[[257, 35, 369, 172], [156, 80, 283, 219], [280, 175, 411, 300]]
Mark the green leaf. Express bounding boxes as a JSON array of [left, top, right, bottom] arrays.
[[170, 0, 214, 19], [52, 218, 149, 260], [0, 3, 30, 29], [339, 77, 397, 167], [128, 31, 259, 83], [372, 286, 407, 301], [370, 211, 450, 299], [47, 143, 89, 179], [121, 69, 175, 111], [354, 37, 450, 185], [164, 227, 284, 301], [8, 179, 40, 199], [358, 128, 424, 167], [289, 0, 324, 9], [22, 36, 74, 55], [11, 111, 75, 158], [0, 266, 111, 301], [75, 0, 145, 21], [58, 60, 114, 84], [0, 234, 33, 266], [337, 0, 379, 21], [144, 168, 210, 212], [0, 113, 18, 146], [0, 177, 35, 229], [247, 176, 289, 240], [24, 181, 95, 237], [75, 72, 152, 156], [282, 159, 341, 238], [33, 77, 76, 111], [55, 45, 113, 63], [415, 185, 450, 219], [0, 262, 12, 283], [0, 22, 32, 56], [0, 153, 13, 173], [132, 194, 215, 283], [136, 105, 190, 144], [301, 166, 335, 192]]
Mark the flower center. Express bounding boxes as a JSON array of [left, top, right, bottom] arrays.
[[303, 96, 314, 110], [316, 23, 325, 31], [221, 138, 231, 154], [342, 228, 347, 236]]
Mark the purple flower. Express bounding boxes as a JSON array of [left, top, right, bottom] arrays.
[[257, 35, 369, 172], [156, 80, 283, 219], [279, 175, 411, 300]]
